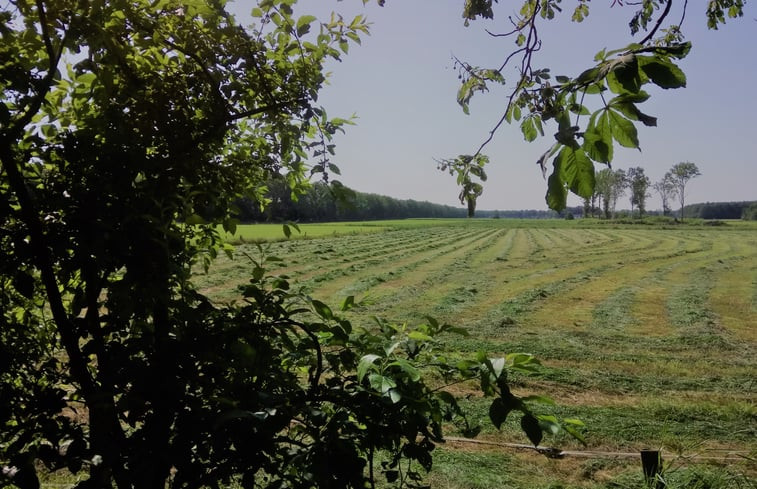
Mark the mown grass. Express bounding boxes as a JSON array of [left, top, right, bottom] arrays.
[[195, 219, 757, 489]]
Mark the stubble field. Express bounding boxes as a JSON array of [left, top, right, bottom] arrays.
[[195, 219, 757, 489]]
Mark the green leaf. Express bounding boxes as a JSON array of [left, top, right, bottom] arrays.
[[252, 266, 265, 281], [538, 415, 561, 434], [521, 395, 555, 405], [610, 101, 657, 127], [408, 331, 432, 342], [546, 163, 568, 212], [311, 299, 333, 320], [368, 373, 396, 393], [521, 414, 543, 447], [583, 110, 613, 163], [512, 104, 521, 121], [563, 424, 587, 444], [222, 218, 238, 235], [575, 66, 600, 85], [488, 397, 511, 429], [521, 117, 538, 142], [388, 359, 421, 382], [340, 295, 355, 311], [357, 354, 381, 382], [185, 214, 205, 225], [583, 82, 604, 95], [564, 418, 585, 426], [436, 390, 458, 406], [388, 388, 402, 403], [606, 55, 640, 94], [488, 357, 505, 378], [638, 56, 686, 89], [557, 145, 595, 198], [608, 109, 639, 148], [296, 15, 317, 37], [648, 42, 691, 59]]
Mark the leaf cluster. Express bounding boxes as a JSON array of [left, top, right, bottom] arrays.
[[437, 154, 489, 217], [423, 0, 746, 211]]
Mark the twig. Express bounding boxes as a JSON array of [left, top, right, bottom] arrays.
[[639, 0, 673, 44]]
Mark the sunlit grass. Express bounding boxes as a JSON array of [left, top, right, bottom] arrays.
[[195, 218, 757, 489]]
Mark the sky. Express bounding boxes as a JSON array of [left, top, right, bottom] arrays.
[[232, 1, 757, 211]]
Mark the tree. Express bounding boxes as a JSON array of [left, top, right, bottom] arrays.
[[652, 172, 678, 216], [446, 1, 744, 210], [670, 161, 701, 221], [594, 168, 626, 219], [743, 203, 757, 221], [627, 166, 651, 218], [1, 2, 580, 488], [437, 154, 489, 217]]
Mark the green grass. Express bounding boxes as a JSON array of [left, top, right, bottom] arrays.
[[195, 218, 757, 488]]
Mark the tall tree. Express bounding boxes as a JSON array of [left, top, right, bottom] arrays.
[[627, 166, 651, 217], [652, 172, 678, 216], [595, 168, 627, 219], [437, 154, 489, 217], [670, 161, 701, 221]]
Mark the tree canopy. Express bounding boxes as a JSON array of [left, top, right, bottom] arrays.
[[670, 161, 701, 221], [0, 1, 582, 488]]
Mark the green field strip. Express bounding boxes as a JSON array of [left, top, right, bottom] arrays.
[[306, 227, 503, 304], [438, 230, 689, 331], [453, 391, 756, 449], [365, 229, 622, 326], [667, 266, 736, 350], [278, 227, 467, 277], [337, 228, 513, 319], [469, 228, 514, 267], [506, 228, 540, 261], [707, 240, 757, 343], [199, 227, 480, 300], [519, 241, 701, 334], [194, 230, 426, 300]]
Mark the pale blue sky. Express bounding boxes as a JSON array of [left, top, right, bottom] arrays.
[[234, 1, 756, 211]]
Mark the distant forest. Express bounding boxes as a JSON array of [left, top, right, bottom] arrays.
[[235, 180, 756, 222], [682, 201, 757, 220]]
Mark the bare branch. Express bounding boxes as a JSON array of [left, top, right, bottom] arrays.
[[639, 0, 673, 45]]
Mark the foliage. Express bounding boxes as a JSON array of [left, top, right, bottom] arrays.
[[627, 166, 651, 217], [441, 0, 746, 211], [236, 180, 468, 222], [743, 202, 757, 221], [0, 1, 581, 488], [670, 161, 701, 221], [594, 168, 627, 219], [680, 200, 757, 220], [437, 154, 489, 218], [653, 172, 678, 216]]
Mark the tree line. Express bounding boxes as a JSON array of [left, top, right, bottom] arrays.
[[235, 179, 468, 222], [683, 201, 757, 220], [582, 161, 701, 221]]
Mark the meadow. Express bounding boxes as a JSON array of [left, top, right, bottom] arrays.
[[196, 219, 757, 489]]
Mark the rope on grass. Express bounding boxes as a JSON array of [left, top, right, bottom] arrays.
[[442, 436, 753, 462]]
